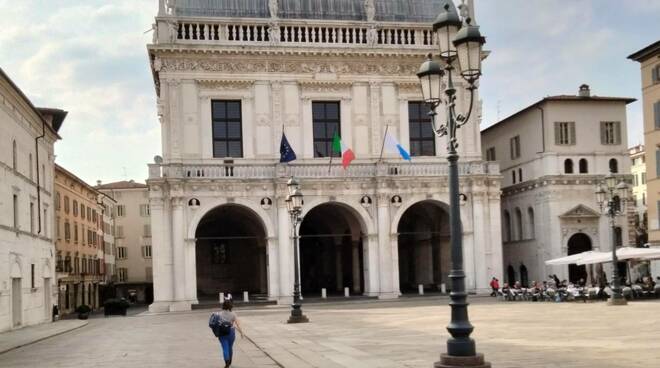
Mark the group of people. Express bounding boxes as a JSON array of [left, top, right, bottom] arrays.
[[489, 274, 660, 302]]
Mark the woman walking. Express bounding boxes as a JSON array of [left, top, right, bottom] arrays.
[[212, 300, 244, 367]]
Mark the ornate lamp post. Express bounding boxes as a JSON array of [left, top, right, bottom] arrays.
[[595, 172, 629, 306], [286, 177, 309, 323], [417, 3, 489, 368]]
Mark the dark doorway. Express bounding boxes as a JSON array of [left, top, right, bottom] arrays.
[[299, 203, 364, 296], [397, 201, 450, 293], [195, 205, 268, 300], [507, 265, 516, 285], [519, 264, 528, 287], [567, 233, 592, 283]]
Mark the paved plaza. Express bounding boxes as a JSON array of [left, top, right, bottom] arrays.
[[1, 297, 659, 368]]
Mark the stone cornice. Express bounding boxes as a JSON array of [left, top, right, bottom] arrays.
[[195, 79, 255, 89], [502, 174, 633, 197], [149, 45, 431, 59]]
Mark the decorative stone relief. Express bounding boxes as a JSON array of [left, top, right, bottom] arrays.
[[269, 0, 278, 19], [364, 0, 376, 22], [159, 58, 420, 76]]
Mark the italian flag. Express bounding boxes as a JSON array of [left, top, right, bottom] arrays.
[[332, 131, 355, 169]]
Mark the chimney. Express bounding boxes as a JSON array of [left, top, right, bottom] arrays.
[[97, 180, 102, 186], [578, 84, 590, 97]]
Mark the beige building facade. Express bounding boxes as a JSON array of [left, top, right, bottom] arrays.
[[629, 41, 660, 246], [629, 145, 647, 245], [54, 165, 105, 315], [481, 85, 634, 285], [0, 68, 64, 332], [96, 181, 153, 304]]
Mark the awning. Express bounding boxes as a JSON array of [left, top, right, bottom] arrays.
[[577, 247, 660, 265], [545, 251, 603, 266]]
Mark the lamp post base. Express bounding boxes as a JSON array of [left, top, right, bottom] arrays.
[[607, 297, 628, 306], [434, 353, 491, 368], [287, 304, 309, 324]]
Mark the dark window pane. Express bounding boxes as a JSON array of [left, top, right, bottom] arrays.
[[419, 103, 431, 118], [314, 142, 327, 158], [312, 103, 325, 120], [421, 123, 435, 138], [227, 141, 242, 157], [212, 102, 226, 119], [408, 103, 419, 119], [409, 122, 420, 138], [325, 103, 339, 119], [421, 140, 435, 156], [213, 121, 227, 138], [213, 142, 227, 157], [313, 123, 326, 138], [226, 102, 241, 119], [227, 121, 241, 138], [326, 122, 339, 137], [410, 141, 421, 156]]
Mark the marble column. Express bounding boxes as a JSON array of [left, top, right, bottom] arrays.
[[184, 238, 197, 304], [352, 240, 361, 294], [277, 201, 292, 303], [335, 238, 343, 292], [170, 198, 189, 311], [377, 194, 396, 298], [149, 197, 174, 313]]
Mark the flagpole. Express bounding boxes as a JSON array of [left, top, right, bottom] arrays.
[[378, 125, 389, 163]]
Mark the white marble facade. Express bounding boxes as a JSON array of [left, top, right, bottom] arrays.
[[147, 0, 502, 312]]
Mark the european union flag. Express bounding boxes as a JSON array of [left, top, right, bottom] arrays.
[[279, 132, 297, 163]]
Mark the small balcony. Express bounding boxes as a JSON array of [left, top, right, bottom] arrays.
[[148, 161, 500, 181]]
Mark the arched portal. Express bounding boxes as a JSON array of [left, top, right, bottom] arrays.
[[195, 204, 268, 300], [299, 203, 365, 296], [567, 233, 592, 283], [397, 200, 450, 293]]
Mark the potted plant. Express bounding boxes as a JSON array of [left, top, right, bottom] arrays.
[[103, 298, 130, 316], [75, 304, 91, 320]]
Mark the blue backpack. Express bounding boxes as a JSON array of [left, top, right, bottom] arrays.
[[209, 312, 232, 337]]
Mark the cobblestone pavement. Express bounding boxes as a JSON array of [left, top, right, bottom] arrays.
[[1, 298, 658, 368], [0, 311, 279, 368], [238, 297, 660, 368], [0, 319, 87, 354]]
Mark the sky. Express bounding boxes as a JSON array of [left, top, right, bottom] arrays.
[[0, 0, 658, 185]]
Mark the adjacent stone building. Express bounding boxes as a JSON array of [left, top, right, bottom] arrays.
[[96, 181, 153, 304], [146, 0, 502, 312], [0, 68, 65, 331], [481, 85, 634, 285], [54, 165, 105, 315], [629, 144, 647, 246]]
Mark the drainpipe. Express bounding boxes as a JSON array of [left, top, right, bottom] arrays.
[[536, 106, 545, 154], [35, 120, 45, 234]]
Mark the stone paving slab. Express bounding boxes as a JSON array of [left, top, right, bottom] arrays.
[[0, 311, 279, 368], [237, 298, 660, 368], [0, 319, 88, 354]]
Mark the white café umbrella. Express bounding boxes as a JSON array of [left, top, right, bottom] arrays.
[[545, 250, 602, 266], [576, 247, 660, 265]]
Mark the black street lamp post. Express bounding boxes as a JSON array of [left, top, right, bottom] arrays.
[[595, 172, 629, 306], [286, 177, 309, 323], [416, 3, 489, 368]]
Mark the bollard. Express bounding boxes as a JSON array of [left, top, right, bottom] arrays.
[[441, 283, 447, 294], [344, 287, 350, 297], [219, 292, 225, 303], [321, 288, 327, 299], [418, 284, 424, 295], [243, 291, 249, 302]]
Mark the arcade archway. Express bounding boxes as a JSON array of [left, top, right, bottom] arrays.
[[397, 200, 450, 293], [299, 203, 365, 296], [567, 233, 592, 283], [195, 204, 268, 299]]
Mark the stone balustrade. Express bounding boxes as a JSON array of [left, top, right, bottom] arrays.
[[164, 18, 436, 49], [148, 161, 499, 180]]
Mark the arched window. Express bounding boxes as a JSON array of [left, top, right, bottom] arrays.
[[519, 264, 529, 287], [512, 170, 516, 184], [609, 158, 618, 173], [527, 207, 535, 239], [564, 159, 574, 174], [518, 168, 522, 182], [514, 207, 523, 241], [579, 159, 588, 173], [12, 140, 17, 170], [503, 210, 511, 242]]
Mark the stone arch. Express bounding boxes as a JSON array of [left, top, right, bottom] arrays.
[[564, 159, 574, 174], [390, 197, 456, 235], [394, 199, 452, 293], [609, 158, 618, 173], [194, 202, 270, 298], [567, 232, 592, 283], [187, 197, 275, 240], [299, 200, 370, 295], [301, 197, 374, 237]]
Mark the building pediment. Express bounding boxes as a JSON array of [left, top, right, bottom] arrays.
[[559, 204, 600, 219]]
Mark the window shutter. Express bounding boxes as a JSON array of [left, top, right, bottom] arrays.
[[600, 121, 606, 144], [655, 102, 660, 129], [569, 122, 576, 145], [554, 122, 561, 145], [510, 138, 514, 159], [614, 122, 621, 144], [656, 150, 660, 177], [654, 65, 660, 83]]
